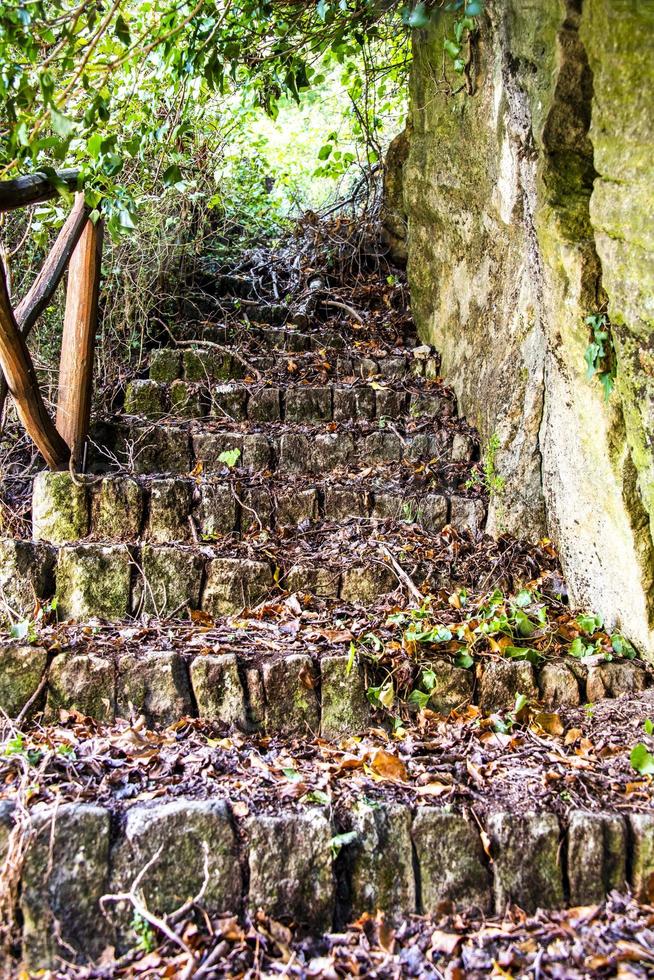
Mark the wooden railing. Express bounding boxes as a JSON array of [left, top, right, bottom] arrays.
[[0, 171, 103, 470]]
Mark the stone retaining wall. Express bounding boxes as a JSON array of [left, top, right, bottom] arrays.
[[2, 798, 653, 969], [1, 641, 650, 729]]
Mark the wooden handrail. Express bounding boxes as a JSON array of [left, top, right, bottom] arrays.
[[0, 170, 80, 214], [0, 173, 103, 470], [0, 262, 70, 468]]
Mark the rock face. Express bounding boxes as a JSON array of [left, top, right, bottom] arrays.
[[399, 1, 654, 659]]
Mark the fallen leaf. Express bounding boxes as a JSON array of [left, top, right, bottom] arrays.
[[430, 929, 461, 955], [368, 749, 407, 781]]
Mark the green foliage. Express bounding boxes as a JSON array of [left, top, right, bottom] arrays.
[[131, 913, 157, 953], [8, 598, 58, 643], [584, 312, 616, 400], [217, 449, 241, 469], [465, 431, 504, 498]]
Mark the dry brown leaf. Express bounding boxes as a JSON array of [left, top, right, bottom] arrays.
[[430, 929, 461, 955], [533, 711, 564, 736], [368, 749, 407, 781]]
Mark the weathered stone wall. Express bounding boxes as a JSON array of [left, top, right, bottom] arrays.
[[400, 0, 654, 657]]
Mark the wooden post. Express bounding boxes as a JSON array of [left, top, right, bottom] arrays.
[[56, 200, 103, 466], [0, 261, 70, 469]]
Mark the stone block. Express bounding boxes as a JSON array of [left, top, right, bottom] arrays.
[[0, 800, 14, 865], [487, 812, 563, 913], [324, 488, 368, 521], [21, 804, 111, 969], [567, 811, 626, 905], [354, 387, 376, 419], [276, 488, 318, 526], [263, 655, 320, 734], [340, 563, 396, 604], [32, 472, 89, 543], [183, 348, 225, 381], [190, 653, 247, 726], [538, 662, 581, 707], [452, 432, 475, 461], [134, 545, 204, 616], [286, 386, 331, 421], [479, 660, 538, 713], [416, 494, 449, 531], [148, 479, 192, 542], [57, 544, 132, 620], [406, 432, 440, 462], [362, 431, 402, 464], [349, 802, 415, 922], [378, 356, 407, 379], [242, 433, 272, 470], [278, 432, 312, 473], [92, 477, 144, 541], [450, 497, 486, 533], [111, 800, 241, 948], [131, 424, 191, 474], [371, 491, 405, 521], [203, 557, 273, 615], [427, 660, 474, 714], [376, 388, 405, 418], [240, 486, 274, 533], [357, 357, 378, 378], [320, 654, 370, 737], [246, 810, 334, 931], [212, 385, 248, 420], [332, 389, 356, 421], [193, 432, 243, 472], [412, 809, 491, 912], [198, 482, 237, 538], [149, 348, 181, 382], [46, 653, 115, 723], [170, 380, 204, 419], [248, 387, 281, 421], [117, 651, 193, 724], [284, 565, 340, 598], [124, 379, 166, 418], [629, 814, 654, 902], [312, 432, 356, 473], [245, 667, 266, 728], [410, 393, 442, 417], [0, 644, 48, 718], [0, 539, 54, 618], [586, 661, 647, 701]]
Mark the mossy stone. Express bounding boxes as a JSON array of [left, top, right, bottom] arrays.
[[263, 654, 319, 735], [45, 653, 115, 722], [190, 653, 247, 726], [320, 654, 370, 737], [20, 804, 111, 970], [203, 557, 273, 615], [123, 379, 166, 418], [134, 544, 205, 616], [116, 651, 193, 724], [92, 477, 144, 541], [170, 380, 205, 419], [487, 811, 564, 913], [0, 644, 47, 718], [149, 348, 181, 382], [56, 544, 132, 620], [147, 479, 192, 542], [0, 538, 54, 618], [412, 808, 491, 913], [340, 563, 396, 604], [349, 802, 415, 923], [32, 472, 89, 544]]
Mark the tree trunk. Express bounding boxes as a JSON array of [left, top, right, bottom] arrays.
[[56, 209, 103, 465], [0, 261, 70, 469]]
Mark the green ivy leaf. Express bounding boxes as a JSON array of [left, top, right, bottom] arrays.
[[50, 108, 75, 138], [630, 743, 654, 776]]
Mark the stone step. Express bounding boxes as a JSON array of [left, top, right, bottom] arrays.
[[149, 344, 438, 384], [124, 378, 455, 424], [89, 418, 476, 476], [31, 471, 485, 544], [3, 791, 653, 970], [1, 526, 496, 621], [2, 634, 649, 729]]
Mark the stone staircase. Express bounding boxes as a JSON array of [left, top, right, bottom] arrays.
[[1, 289, 653, 974]]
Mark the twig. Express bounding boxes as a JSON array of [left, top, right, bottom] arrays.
[[376, 542, 423, 602], [322, 299, 365, 325]]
